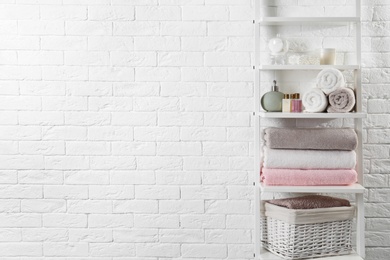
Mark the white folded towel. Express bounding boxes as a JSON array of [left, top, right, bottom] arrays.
[[263, 147, 356, 169], [302, 88, 328, 113], [316, 68, 346, 95]]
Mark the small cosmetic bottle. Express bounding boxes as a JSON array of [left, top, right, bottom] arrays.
[[291, 93, 296, 112], [282, 94, 291, 112], [291, 93, 302, 112]]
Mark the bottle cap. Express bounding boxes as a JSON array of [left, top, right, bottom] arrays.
[[296, 93, 300, 99], [284, 94, 289, 99]]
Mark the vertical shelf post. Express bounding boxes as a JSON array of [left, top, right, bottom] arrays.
[[355, 0, 365, 258], [356, 193, 365, 258], [254, 0, 261, 258]]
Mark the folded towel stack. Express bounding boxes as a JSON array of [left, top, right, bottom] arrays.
[[262, 127, 358, 186]]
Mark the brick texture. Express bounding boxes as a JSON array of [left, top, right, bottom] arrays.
[[0, 0, 388, 259]]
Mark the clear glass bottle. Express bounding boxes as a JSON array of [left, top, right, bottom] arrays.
[[268, 34, 289, 65], [261, 80, 284, 112]]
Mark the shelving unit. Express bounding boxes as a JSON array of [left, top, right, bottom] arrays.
[[253, 1, 365, 259]]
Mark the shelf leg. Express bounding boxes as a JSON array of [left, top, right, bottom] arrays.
[[255, 185, 261, 258], [356, 193, 365, 258]]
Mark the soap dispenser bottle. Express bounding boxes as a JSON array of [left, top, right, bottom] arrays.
[[261, 80, 284, 112]]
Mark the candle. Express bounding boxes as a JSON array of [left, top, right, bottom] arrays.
[[320, 48, 336, 65]]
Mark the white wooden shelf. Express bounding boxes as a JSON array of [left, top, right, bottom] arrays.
[[258, 17, 360, 25], [256, 112, 367, 119], [258, 65, 360, 71], [259, 183, 365, 194], [254, 1, 365, 259], [257, 248, 363, 260]]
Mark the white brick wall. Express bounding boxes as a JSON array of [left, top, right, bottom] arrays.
[[0, 0, 388, 259]]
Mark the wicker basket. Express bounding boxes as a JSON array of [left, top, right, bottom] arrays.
[[261, 203, 355, 259]]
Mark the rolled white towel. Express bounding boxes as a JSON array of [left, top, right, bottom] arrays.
[[327, 87, 356, 113], [316, 68, 345, 95], [302, 88, 328, 113]]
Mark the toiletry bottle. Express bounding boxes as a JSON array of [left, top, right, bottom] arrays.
[[297, 93, 302, 112], [282, 94, 291, 112], [292, 93, 302, 112], [261, 80, 284, 112], [290, 94, 294, 111], [291, 93, 296, 112]]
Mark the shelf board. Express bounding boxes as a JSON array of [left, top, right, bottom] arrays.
[[259, 183, 365, 194], [258, 65, 360, 71], [256, 112, 367, 119], [257, 248, 363, 260], [258, 17, 360, 25]]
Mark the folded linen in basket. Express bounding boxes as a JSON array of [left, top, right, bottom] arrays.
[[264, 203, 355, 225], [261, 168, 357, 186], [264, 127, 358, 150], [316, 68, 346, 94], [267, 195, 351, 209], [327, 87, 356, 113], [302, 88, 328, 113], [263, 147, 356, 169]]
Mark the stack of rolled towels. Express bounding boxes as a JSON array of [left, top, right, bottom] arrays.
[[261, 127, 358, 186], [302, 68, 356, 113]]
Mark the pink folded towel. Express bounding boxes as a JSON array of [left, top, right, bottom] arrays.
[[261, 168, 357, 186]]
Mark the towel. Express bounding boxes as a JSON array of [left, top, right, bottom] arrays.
[[327, 87, 356, 113], [263, 147, 356, 169], [261, 168, 358, 186], [267, 195, 350, 209], [264, 128, 358, 150], [316, 68, 345, 95], [302, 88, 328, 113]]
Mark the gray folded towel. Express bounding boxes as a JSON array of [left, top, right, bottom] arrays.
[[264, 127, 357, 150], [327, 87, 356, 113], [267, 195, 351, 210]]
